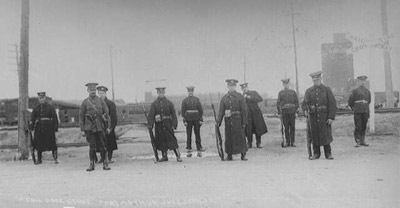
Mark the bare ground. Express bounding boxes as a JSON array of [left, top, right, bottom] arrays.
[[0, 114, 399, 208]]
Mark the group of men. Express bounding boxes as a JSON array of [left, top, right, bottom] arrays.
[[29, 70, 372, 169], [29, 83, 119, 171]]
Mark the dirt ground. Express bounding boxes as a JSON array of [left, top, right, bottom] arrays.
[[0, 114, 399, 208]]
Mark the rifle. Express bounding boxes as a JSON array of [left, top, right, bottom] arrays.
[[210, 95, 224, 161], [142, 104, 159, 162], [23, 110, 37, 164], [305, 106, 313, 159], [279, 114, 286, 148]]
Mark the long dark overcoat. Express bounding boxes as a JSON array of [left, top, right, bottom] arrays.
[[302, 85, 337, 146], [243, 90, 268, 137], [30, 103, 59, 152], [217, 91, 248, 154], [148, 97, 179, 151], [104, 97, 118, 151]]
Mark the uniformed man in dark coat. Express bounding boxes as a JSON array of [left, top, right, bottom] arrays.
[[29, 92, 59, 164], [181, 86, 204, 152], [148, 87, 182, 162], [277, 78, 299, 147], [80, 83, 111, 171], [240, 82, 268, 148], [97, 86, 118, 162], [217, 79, 248, 161], [348, 75, 371, 147], [302, 71, 337, 160]]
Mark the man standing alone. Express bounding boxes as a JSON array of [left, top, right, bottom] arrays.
[[348, 76, 371, 147], [277, 78, 299, 147], [181, 86, 204, 152]]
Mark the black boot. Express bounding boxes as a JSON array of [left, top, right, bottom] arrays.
[[108, 151, 114, 163], [36, 151, 42, 165], [309, 145, 321, 160], [360, 133, 369, 146], [226, 154, 233, 161], [324, 145, 334, 160], [102, 152, 111, 170], [52, 150, 59, 164], [159, 151, 168, 162], [86, 149, 95, 171], [241, 152, 248, 161], [86, 160, 95, 171], [174, 149, 182, 162]]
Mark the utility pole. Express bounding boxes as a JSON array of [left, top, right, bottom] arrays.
[[243, 56, 246, 83], [17, 0, 30, 160], [381, 0, 394, 108], [290, 0, 300, 97], [109, 45, 115, 101]]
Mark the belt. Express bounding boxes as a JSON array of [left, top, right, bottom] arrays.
[[282, 103, 296, 109], [162, 116, 172, 120], [230, 111, 241, 115], [186, 110, 199, 113], [39, 118, 52, 121], [355, 100, 368, 104], [310, 105, 327, 110]]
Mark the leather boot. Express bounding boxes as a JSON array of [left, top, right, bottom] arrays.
[[226, 154, 233, 161], [86, 160, 95, 171], [174, 149, 183, 162], [108, 151, 114, 163], [241, 152, 248, 161], [360, 134, 369, 146], [309, 154, 321, 160], [325, 153, 334, 160], [102, 152, 111, 170], [36, 151, 42, 165], [159, 151, 168, 162], [86, 149, 95, 171], [256, 143, 262, 148], [52, 150, 59, 164]]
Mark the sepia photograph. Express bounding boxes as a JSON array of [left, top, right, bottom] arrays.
[[0, 0, 399, 207]]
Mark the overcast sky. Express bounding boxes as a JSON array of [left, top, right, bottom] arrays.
[[0, 0, 399, 102]]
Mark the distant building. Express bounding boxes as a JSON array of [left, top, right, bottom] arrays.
[[0, 97, 80, 127], [321, 33, 354, 94]]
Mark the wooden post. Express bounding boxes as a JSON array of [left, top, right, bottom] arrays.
[[17, 0, 30, 160], [290, 0, 300, 98], [381, 0, 394, 108]]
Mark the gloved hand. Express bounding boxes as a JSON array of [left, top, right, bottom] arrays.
[[326, 119, 333, 126], [216, 122, 221, 127], [199, 121, 203, 126], [184, 121, 187, 127], [242, 124, 246, 129], [81, 131, 86, 137]]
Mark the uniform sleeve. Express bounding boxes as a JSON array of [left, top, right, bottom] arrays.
[[294, 91, 299, 110], [198, 99, 203, 122], [181, 99, 186, 122], [277, 92, 281, 114], [240, 97, 248, 125], [51, 106, 59, 132], [148, 102, 156, 128], [301, 90, 310, 112], [101, 99, 111, 129], [327, 87, 337, 120], [170, 101, 178, 129], [217, 98, 225, 123], [29, 108, 37, 131], [79, 101, 86, 131], [348, 90, 355, 109], [110, 102, 118, 129], [367, 89, 371, 105]]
